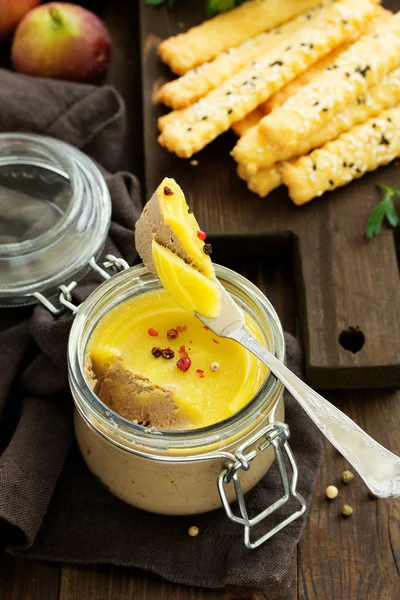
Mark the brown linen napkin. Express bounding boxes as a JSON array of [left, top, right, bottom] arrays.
[[0, 69, 323, 589], [0, 68, 141, 545]]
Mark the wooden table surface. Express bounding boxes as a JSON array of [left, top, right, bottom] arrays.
[[1, 1, 400, 598]]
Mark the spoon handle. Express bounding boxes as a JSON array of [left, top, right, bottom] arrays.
[[230, 327, 400, 498]]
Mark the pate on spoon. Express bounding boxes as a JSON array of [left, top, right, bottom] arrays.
[[135, 177, 400, 499]]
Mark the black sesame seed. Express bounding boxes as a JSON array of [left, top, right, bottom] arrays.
[[270, 60, 283, 66], [356, 65, 371, 78], [314, 101, 319, 106], [187, 127, 192, 131], [227, 109, 233, 115], [349, 163, 354, 168], [226, 91, 232, 96], [309, 43, 314, 49], [357, 98, 361, 105], [306, 12, 312, 19], [242, 80, 248, 85], [342, 19, 348, 24], [388, 117, 392, 123], [201, 116, 208, 120], [355, 168, 361, 173], [286, 45, 292, 51], [313, 164, 317, 171], [251, 75, 257, 80], [329, 180, 334, 186], [380, 134, 390, 146], [372, 123, 377, 128], [300, 43, 307, 47], [345, 72, 350, 78], [343, 161, 347, 167], [322, 107, 328, 112], [203, 243, 212, 256]]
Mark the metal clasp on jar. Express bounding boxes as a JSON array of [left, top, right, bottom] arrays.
[[218, 422, 306, 550], [32, 255, 129, 316]]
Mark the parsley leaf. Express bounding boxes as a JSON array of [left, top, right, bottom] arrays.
[[207, 0, 247, 16], [207, 0, 236, 16], [145, 0, 174, 7], [365, 183, 400, 239], [145, 0, 246, 14]]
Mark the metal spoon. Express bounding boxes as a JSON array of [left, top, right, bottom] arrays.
[[197, 279, 400, 498]]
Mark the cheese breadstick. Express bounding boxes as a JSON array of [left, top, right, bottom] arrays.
[[238, 163, 283, 197], [282, 105, 400, 205], [233, 65, 400, 172], [157, 1, 332, 109], [160, 97, 263, 134], [159, 0, 376, 158], [158, 0, 327, 75], [260, 12, 400, 146]]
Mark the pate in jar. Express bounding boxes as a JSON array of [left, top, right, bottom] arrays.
[[1, 135, 305, 549], [69, 177, 306, 549], [70, 264, 285, 516]]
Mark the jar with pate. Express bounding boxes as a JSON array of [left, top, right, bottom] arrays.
[[1, 133, 305, 550]]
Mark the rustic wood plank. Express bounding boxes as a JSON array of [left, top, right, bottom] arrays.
[[139, 0, 400, 389], [59, 563, 297, 600], [298, 388, 400, 599], [60, 565, 223, 600], [0, 553, 60, 600], [103, 0, 144, 179]]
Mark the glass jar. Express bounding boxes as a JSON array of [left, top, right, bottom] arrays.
[[69, 264, 306, 549], [0, 133, 111, 307]]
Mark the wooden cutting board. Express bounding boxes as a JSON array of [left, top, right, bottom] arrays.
[[139, 0, 400, 390]]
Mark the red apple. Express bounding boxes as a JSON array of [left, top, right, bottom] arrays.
[[11, 2, 112, 83], [0, 0, 41, 41]]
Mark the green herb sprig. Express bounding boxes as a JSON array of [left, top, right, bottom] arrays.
[[145, 0, 174, 7], [365, 183, 400, 239], [144, 0, 246, 15], [206, 0, 246, 16]]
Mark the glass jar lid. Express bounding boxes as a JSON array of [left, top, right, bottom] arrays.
[[0, 133, 111, 307]]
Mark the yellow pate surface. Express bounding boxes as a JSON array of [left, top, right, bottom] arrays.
[[88, 289, 269, 428]]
